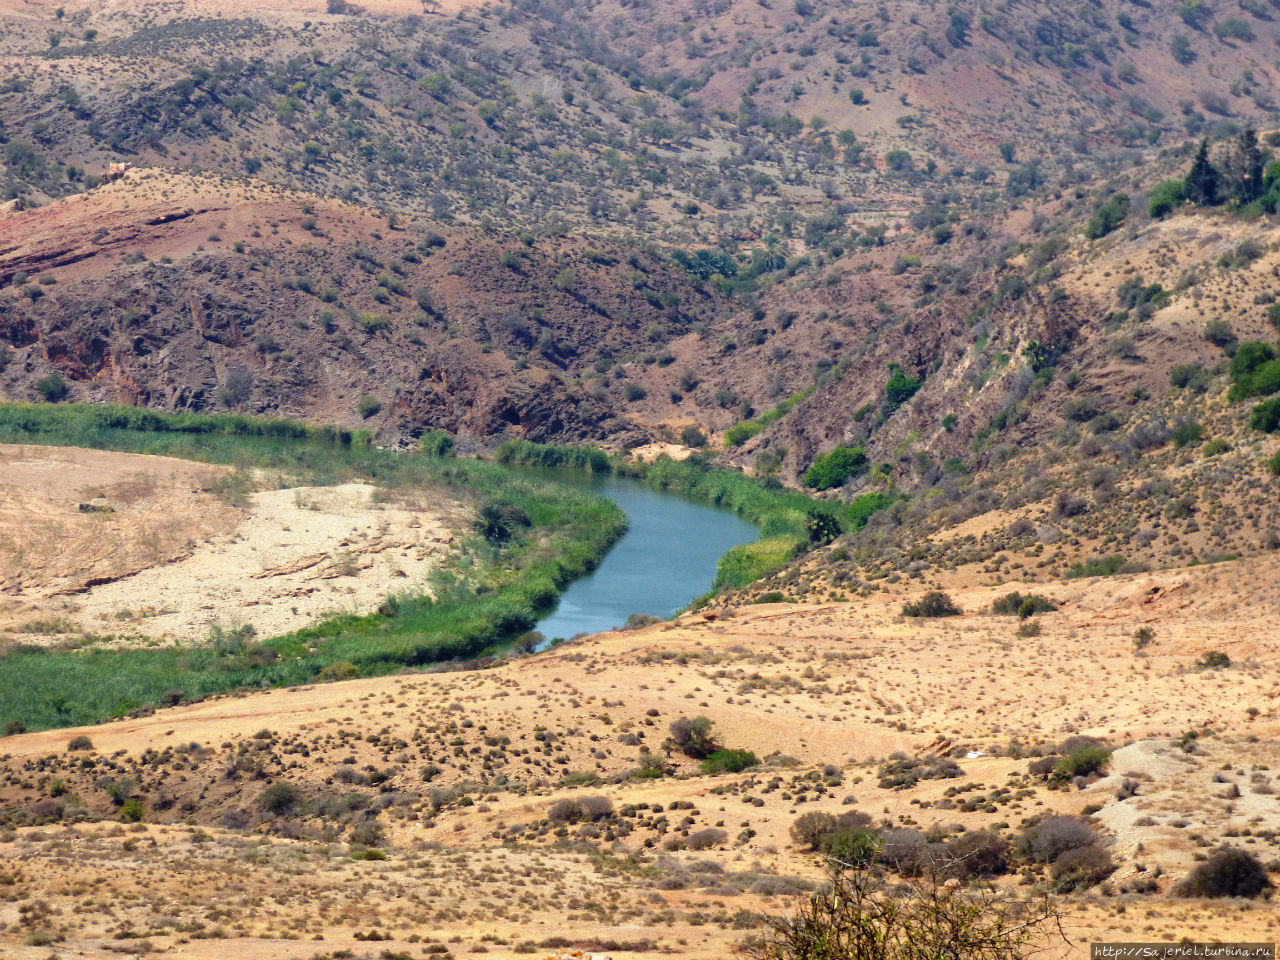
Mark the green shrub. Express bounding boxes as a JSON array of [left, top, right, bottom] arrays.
[[357, 395, 381, 419], [1053, 747, 1111, 779], [261, 781, 299, 815], [1214, 17, 1254, 40], [1231, 341, 1276, 379], [632, 752, 667, 779], [119, 797, 144, 823], [1050, 844, 1114, 891], [35, 372, 68, 402], [1067, 554, 1127, 579], [1170, 364, 1208, 391], [884, 149, 912, 171], [700, 748, 759, 774], [820, 828, 880, 866], [1228, 342, 1280, 401], [791, 812, 838, 851], [1085, 193, 1129, 239], [805, 510, 841, 546], [1172, 421, 1204, 448], [1251, 396, 1280, 432], [1232, 358, 1280, 401], [803, 446, 868, 490], [884, 368, 922, 408], [1149, 179, 1187, 218], [67, 735, 93, 751], [1197, 650, 1231, 669], [680, 426, 708, 448], [991, 592, 1056, 618], [420, 429, 454, 456], [1204, 318, 1236, 348], [351, 819, 385, 848], [1177, 847, 1270, 898], [316, 661, 359, 682], [902, 591, 961, 618]]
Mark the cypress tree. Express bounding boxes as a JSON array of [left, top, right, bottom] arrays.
[[1234, 127, 1264, 203], [1185, 138, 1220, 205]]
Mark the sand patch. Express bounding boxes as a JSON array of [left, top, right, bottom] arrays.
[[0, 443, 242, 631], [74, 482, 460, 643]]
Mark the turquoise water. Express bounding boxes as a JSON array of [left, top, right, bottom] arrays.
[[520, 467, 758, 641]]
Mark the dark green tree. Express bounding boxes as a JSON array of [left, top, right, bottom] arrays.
[[1184, 138, 1220, 205], [1226, 128, 1265, 204], [805, 510, 842, 546]]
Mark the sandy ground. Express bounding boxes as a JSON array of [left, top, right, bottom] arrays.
[[627, 441, 697, 462], [0, 443, 242, 631], [5, 553, 1280, 956], [0, 444, 461, 645], [74, 482, 459, 642]]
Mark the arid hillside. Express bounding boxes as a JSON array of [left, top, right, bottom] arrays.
[[3, 556, 1280, 957], [5, 0, 1280, 482]]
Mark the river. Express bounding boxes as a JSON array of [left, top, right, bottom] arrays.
[[518, 467, 759, 642]]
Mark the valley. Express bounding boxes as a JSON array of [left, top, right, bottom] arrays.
[[4, 0, 1280, 954]]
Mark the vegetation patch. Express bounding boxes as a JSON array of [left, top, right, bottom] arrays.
[[990, 592, 1056, 618], [803, 446, 869, 490], [902, 591, 961, 618], [0, 405, 626, 731], [724, 387, 814, 447]]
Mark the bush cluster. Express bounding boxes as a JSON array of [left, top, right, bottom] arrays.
[[902, 591, 961, 617], [1177, 847, 1270, 898], [991, 592, 1056, 618]]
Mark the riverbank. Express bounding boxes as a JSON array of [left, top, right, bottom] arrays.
[[0, 405, 625, 731]]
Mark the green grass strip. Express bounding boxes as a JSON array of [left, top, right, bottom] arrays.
[[723, 386, 815, 447]]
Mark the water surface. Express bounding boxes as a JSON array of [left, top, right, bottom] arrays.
[[518, 467, 758, 641]]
